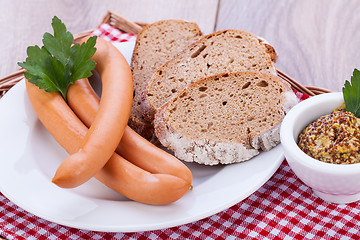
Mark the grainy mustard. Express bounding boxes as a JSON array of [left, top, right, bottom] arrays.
[[298, 110, 360, 164]]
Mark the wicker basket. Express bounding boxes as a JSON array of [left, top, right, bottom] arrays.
[[0, 10, 331, 98]]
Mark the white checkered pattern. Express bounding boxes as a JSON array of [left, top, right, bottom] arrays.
[[91, 23, 137, 42]]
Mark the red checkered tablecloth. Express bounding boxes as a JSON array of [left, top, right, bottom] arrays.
[[1, 23, 360, 240]]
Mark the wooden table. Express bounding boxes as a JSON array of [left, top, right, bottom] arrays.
[[1, 0, 360, 91]]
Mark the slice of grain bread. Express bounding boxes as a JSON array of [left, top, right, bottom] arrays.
[[129, 19, 202, 139], [142, 29, 277, 123], [154, 71, 298, 165]]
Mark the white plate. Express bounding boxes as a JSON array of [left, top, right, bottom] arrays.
[[0, 41, 284, 233]]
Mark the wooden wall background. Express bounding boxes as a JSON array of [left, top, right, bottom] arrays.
[[1, 0, 360, 91]]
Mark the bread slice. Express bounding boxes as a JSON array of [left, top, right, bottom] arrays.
[[154, 71, 298, 165], [129, 19, 202, 139], [142, 29, 277, 123]]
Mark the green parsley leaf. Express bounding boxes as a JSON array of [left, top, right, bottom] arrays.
[[18, 16, 97, 101], [68, 37, 97, 83], [342, 68, 360, 117], [42, 16, 73, 67]]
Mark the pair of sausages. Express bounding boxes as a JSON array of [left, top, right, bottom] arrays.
[[25, 37, 192, 205]]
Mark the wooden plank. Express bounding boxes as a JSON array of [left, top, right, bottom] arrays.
[[0, 0, 218, 78], [216, 0, 360, 91]]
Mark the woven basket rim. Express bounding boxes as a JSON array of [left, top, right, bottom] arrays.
[[0, 10, 331, 98]]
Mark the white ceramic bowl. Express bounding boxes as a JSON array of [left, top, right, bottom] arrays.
[[280, 92, 360, 204]]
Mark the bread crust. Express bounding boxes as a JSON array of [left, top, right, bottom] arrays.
[[155, 103, 260, 165], [154, 71, 298, 165]]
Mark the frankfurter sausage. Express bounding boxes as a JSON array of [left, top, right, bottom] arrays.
[[25, 79, 191, 205], [52, 37, 133, 188], [67, 78, 193, 184]]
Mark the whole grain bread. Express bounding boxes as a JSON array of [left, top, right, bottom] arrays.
[[129, 19, 202, 139], [142, 29, 277, 123], [154, 71, 298, 165]]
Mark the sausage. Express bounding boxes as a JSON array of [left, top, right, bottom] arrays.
[[67, 78, 193, 184], [52, 37, 134, 188], [25, 79, 191, 205]]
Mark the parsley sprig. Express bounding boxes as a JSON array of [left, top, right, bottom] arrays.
[[18, 16, 97, 101], [343, 68, 360, 117]]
